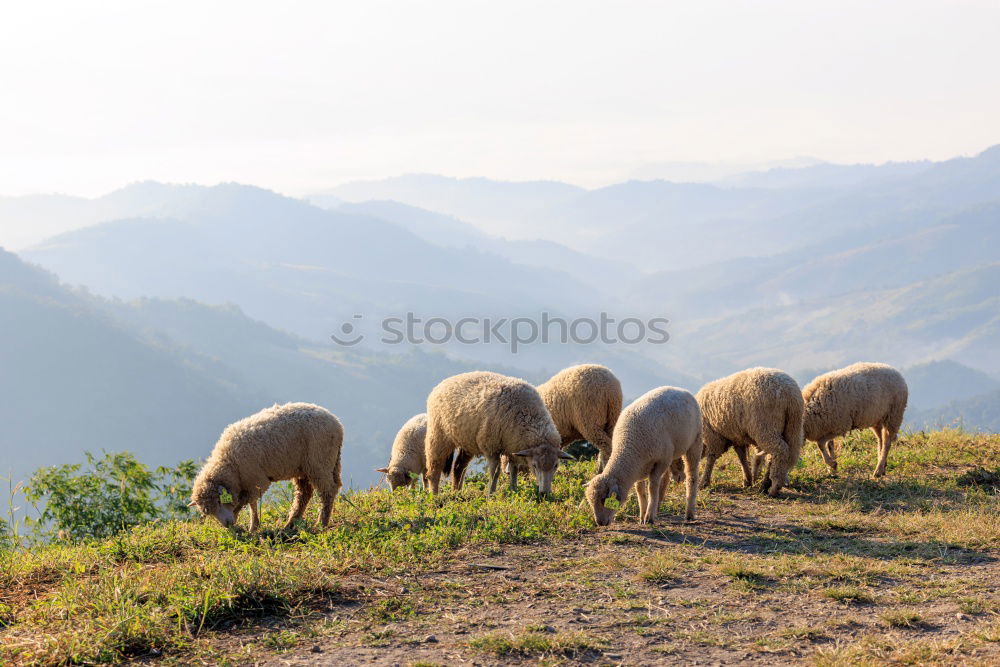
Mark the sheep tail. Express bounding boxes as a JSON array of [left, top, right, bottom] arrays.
[[783, 400, 804, 464], [606, 390, 622, 434]]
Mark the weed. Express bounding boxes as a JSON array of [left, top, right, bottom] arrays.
[[880, 610, 924, 628], [823, 586, 875, 604], [468, 630, 606, 657]]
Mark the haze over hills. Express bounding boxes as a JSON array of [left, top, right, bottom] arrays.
[[20, 184, 601, 340], [0, 247, 514, 495], [2, 145, 999, 484], [324, 146, 1000, 272]]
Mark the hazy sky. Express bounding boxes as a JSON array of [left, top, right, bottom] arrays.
[[2, 0, 999, 196]]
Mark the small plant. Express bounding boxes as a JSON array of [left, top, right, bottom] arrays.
[[779, 625, 828, 641], [719, 563, 770, 592], [366, 596, 416, 623], [880, 610, 924, 628], [469, 630, 605, 657], [823, 586, 875, 604], [958, 597, 991, 615], [262, 630, 301, 650], [640, 554, 682, 584]]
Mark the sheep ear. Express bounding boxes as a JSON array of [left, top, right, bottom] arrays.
[[216, 484, 233, 502], [187, 500, 197, 507], [558, 451, 575, 460], [375, 467, 389, 474], [513, 449, 534, 457]]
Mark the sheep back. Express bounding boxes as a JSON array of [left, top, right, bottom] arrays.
[[425, 371, 560, 462], [608, 386, 701, 476], [803, 362, 908, 441], [537, 364, 623, 446]]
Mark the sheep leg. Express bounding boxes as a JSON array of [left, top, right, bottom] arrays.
[[643, 463, 668, 524], [283, 477, 313, 529], [584, 425, 614, 475], [451, 449, 473, 489], [682, 440, 701, 521], [425, 450, 450, 495], [699, 450, 720, 489], [311, 469, 342, 528], [756, 436, 790, 497], [486, 455, 502, 495], [750, 450, 767, 482], [657, 466, 671, 499], [874, 424, 894, 478], [635, 478, 649, 522], [508, 460, 519, 492], [733, 445, 755, 488], [248, 499, 260, 532], [817, 438, 838, 473]]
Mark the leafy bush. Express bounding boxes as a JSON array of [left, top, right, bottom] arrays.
[[24, 452, 198, 542]]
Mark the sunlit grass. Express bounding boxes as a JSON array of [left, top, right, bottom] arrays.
[[2, 430, 999, 665]]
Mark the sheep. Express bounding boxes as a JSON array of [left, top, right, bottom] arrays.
[[537, 364, 623, 473], [376, 413, 472, 490], [424, 371, 573, 495], [190, 402, 343, 531], [376, 413, 428, 490], [802, 362, 908, 477], [696, 367, 804, 497], [585, 386, 702, 525]]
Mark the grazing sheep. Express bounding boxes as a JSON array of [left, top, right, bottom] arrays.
[[190, 402, 343, 531], [376, 413, 471, 490], [586, 387, 702, 525], [697, 368, 804, 497], [537, 364, 623, 473], [376, 413, 428, 489], [424, 371, 573, 495], [802, 362, 908, 477]]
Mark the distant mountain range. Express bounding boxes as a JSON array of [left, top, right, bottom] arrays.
[[1, 145, 998, 482], [0, 247, 499, 494]]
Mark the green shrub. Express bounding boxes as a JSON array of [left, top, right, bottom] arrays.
[[24, 452, 198, 542]]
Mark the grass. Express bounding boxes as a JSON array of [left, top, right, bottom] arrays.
[[880, 610, 925, 628], [823, 585, 876, 604], [468, 629, 607, 657], [2, 429, 999, 664]]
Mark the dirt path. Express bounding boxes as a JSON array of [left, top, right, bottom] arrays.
[[266, 497, 1000, 666]]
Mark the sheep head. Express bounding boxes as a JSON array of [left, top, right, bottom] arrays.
[[377, 466, 416, 490], [514, 445, 574, 494], [585, 475, 621, 526], [190, 479, 238, 528]]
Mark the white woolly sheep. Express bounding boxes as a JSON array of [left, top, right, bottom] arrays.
[[537, 364, 623, 473], [586, 387, 702, 525], [190, 402, 343, 531], [424, 371, 573, 495], [802, 362, 908, 477], [376, 413, 470, 490], [376, 413, 428, 489], [697, 367, 804, 497]]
